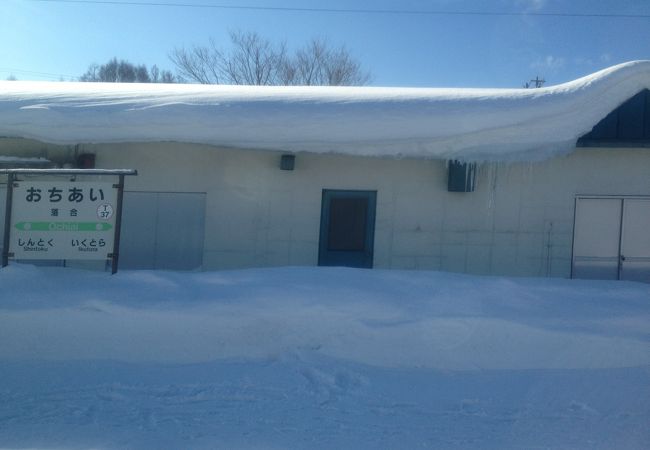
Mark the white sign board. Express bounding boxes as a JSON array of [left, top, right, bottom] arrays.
[[9, 181, 117, 260]]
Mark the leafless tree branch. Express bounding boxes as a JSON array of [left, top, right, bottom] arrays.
[[170, 31, 370, 86]]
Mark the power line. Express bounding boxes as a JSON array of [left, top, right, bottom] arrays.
[[0, 67, 77, 80], [23, 0, 650, 19]]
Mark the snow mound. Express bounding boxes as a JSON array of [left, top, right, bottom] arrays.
[[1, 61, 649, 161], [1, 264, 648, 370], [1, 265, 649, 449]]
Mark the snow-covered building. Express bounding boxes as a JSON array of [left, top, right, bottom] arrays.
[[1, 61, 649, 281]]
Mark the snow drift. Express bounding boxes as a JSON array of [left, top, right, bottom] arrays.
[[2, 265, 649, 370], [1, 61, 649, 161], [1, 265, 649, 448]]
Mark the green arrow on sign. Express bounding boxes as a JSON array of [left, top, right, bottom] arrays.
[[15, 222, 113, 231]]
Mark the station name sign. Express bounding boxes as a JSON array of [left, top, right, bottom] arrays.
[[9, 181, 117, 260]]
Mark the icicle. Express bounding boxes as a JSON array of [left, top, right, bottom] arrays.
[[545, 221, 554, 277], [486, 163, 498, 210], [524, 161, 535, 185], [503, 162, 511, 182]]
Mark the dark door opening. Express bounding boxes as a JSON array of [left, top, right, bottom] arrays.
[[318, 190, 376, 268]]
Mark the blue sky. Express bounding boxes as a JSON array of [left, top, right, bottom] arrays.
[[2, 0, 650, 87]]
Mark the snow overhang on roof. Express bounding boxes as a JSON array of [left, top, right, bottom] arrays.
[[1, 61, 650, 162]]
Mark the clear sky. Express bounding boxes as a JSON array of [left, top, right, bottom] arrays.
[[2, 0, 650, 87]]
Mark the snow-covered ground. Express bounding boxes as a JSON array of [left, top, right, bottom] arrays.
[[1, 264, 649, 449]]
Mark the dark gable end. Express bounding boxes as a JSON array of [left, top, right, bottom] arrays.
[[578, 89, 650, 146]]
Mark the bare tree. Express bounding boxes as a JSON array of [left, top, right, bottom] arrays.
[[150, 64, 160, 82], [169, 39, 226, 84], [227, 31, 287, 85], [170, 32, 286, 85], [80, 58, 177, 83], [159, 70, 177, 84], [80, 64, 100, 82], [325, 45, 371, 86], [282, 38, 327, 86], [149, 64, 178, 83], [285, 38, 370, 86], [170, 31, 370, 86]]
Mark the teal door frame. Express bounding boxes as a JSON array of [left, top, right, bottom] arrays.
[[318, 189, 377, 268]]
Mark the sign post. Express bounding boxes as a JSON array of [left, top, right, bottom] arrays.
[[1, 169, 137, 273], [111, 174, 125, 274], [2, 173, 14, 268]]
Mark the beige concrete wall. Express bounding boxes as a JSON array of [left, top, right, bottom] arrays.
[[3, 138, 650, 277]]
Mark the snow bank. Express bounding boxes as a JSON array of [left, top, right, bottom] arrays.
[[1, 265, 648, 370], [1, 61, 649, 161], [1, 265, 649, 449]]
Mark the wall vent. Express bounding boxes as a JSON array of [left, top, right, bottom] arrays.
[[280, 154, 295, 171]]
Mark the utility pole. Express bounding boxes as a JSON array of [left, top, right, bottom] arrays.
[[523, 75, 546, 88]]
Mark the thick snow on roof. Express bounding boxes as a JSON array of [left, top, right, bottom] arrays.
[[1, 61, 649, 161]]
